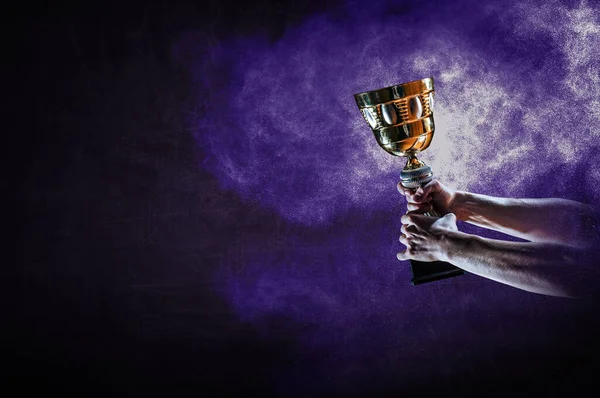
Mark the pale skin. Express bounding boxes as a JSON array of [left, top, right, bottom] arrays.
[[397, 180, 599, 298]]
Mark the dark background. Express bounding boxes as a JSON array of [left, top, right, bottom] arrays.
[[9, 0, 600, 396]]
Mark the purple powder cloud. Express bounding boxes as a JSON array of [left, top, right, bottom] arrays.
[[180, 0, 600, 226], [175, 0, 600, 392]]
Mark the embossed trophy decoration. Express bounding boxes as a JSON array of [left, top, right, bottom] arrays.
[[354, 77, 465, 285]]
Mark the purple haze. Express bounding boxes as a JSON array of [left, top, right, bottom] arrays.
[[177, 0, 600, 394]]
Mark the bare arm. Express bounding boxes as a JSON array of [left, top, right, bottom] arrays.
[[399, 180, 597, 248], [398, 213, 597, 298], [453, 192, 596, 248], [444, 231, 590, 298]]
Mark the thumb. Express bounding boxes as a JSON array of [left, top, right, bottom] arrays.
[[443, 212, 456, 222], [440, 213, 457, 227]]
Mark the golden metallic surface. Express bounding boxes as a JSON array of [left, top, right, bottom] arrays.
[[404, 156, 426, 170], [354, 77, 434, 107], [354, 77, 436, 158]]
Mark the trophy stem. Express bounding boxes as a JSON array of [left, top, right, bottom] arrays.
[[402, 155, 437, 216], [400, 156, 434, 190], [404, 154, 425, 170], [399, 156, 466, 285]]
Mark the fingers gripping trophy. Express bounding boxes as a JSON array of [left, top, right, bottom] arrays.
[[354, 77, 465, 285]]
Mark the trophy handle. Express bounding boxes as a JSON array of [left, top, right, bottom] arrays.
[[400, 159, 465, 285]]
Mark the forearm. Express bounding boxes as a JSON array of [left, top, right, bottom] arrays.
[[451, 191, 597, 247], [443, 231, 586, 297]]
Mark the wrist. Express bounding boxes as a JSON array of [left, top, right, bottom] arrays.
[[440, 230, 477, 263], [449, 191, 469, 221]]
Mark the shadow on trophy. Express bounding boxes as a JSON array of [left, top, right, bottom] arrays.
[[354, 77, 465, 285]]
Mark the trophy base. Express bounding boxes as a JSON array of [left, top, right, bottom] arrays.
[[410, 260, 465, 285]]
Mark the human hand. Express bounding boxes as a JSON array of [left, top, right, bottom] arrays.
[[397, 179, 459, 217], [397, 211, 459, 262]]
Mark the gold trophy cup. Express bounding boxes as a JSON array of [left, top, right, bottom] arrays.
[[354, 77, 465, 284]]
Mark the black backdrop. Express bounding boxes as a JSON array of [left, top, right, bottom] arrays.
[[10, 1, 349, 395], [8, 0, 600, 396]]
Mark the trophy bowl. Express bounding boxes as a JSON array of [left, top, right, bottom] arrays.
[[354, 77, 436, 159], [354, 77, 465, 285]]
